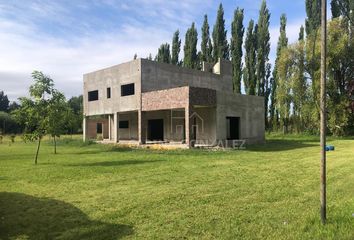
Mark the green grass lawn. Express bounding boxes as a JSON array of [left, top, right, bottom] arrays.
[[0, 135, 353, 239]]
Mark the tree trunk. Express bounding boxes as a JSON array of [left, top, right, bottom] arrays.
[[35, 138, 41, 164], [54, 135, 57, 154]]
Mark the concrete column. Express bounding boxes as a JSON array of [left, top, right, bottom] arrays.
[[185, 105, 194, 148], [138, 110, 146, 144], [113, 112, 119, 143], [108, 115, 111, 140], [83, 116, 87, 142]]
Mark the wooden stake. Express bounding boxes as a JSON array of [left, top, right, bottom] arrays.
[[320, 0, 327, 224]]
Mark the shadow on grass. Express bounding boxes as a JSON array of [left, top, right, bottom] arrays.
[[247, 139, 318, 152], [67, 159, 165, 167], [0, 192, 133, 240]]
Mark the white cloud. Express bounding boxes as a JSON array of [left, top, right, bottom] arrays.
[[0, 19, 171, 101], [0, 0, 210, 101]]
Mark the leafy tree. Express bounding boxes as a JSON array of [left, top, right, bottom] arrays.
[[8, 102, 20, 112], [326, 19, 354, 135], [231, 8, 244, 94], [270, 14, 288, 129], [183, 22, 198, 69], [243, 20, 257, 95], [0, 91, 9, 112], [276, 47, 293, 134], [331, 0, 353, 25], [292, 28, 307, 132], [13, 71, 64, 164], [157, 43, 171, 63], [212, 3, 229, 61], [0, 111, 16, 134], [67, 95, 83, 134], [47, 91, 69, 154], [201, 15, 212, 63], [171, 30, 181, 65]]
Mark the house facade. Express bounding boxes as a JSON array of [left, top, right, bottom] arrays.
[[83, 58, 265, 147]]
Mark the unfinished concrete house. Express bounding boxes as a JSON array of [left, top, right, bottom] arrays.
[[83, 58, 265, 148]]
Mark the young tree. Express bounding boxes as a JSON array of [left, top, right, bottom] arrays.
[[231, 8, 244, 94], [243, 20, 257, 95], [212, 3, 229, 61], [201, 15, 212, 63], [14, 71, 61, 164], [157, 43, 171, 63], [0, 91, 9, 112], [183, 22, 198, 69], [171, 30, 181, 65], [270, 14, 288, 130]]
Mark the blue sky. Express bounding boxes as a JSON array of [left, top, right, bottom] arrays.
[[0, 0, 313, 101]]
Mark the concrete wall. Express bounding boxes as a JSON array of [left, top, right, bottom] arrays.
[[83, 59, 141, 116], [192, 107, 216, 144], [117, 112, 138, 140], [216, 92, 265, 144], [86, 118, 109, 140], [140, 59, 233, 94]]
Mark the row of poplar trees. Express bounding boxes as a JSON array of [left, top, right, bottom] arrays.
[[151, 0, 354, 136]]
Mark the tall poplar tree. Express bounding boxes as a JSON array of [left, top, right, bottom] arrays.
[[305, 0, 321, 104], [243, 20, 257, 95], [171, 30, 181, 65], [270, 14, 288, 129], [292, 26, 307, 132], [212, 3, 229, 61], [183, 22, 198, 69], [201, 15, 212, 62], [256, 0, 271, 97], [231, 8, 244, 94]]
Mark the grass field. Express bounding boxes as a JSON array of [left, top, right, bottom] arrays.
[[0, 135, 353, 239]]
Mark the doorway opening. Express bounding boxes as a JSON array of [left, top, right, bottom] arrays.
[[148, 119, 164, 141], [226, 117, 240, 140]]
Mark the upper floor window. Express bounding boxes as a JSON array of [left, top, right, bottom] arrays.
[[88, 90, 98, 101], [121, 83, 135, 96], [107, 87, 111, 99]]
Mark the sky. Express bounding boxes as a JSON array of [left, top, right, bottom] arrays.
[[0, 0, 312, 101]]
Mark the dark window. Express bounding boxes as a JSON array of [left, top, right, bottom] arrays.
[[88, 90, 98, 101], [121, 83, 135, 96], [96, 123, 102, 134], [226, 117, 240, 140], [119, 120, 129, 128], [107, 87, 111, 98]]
